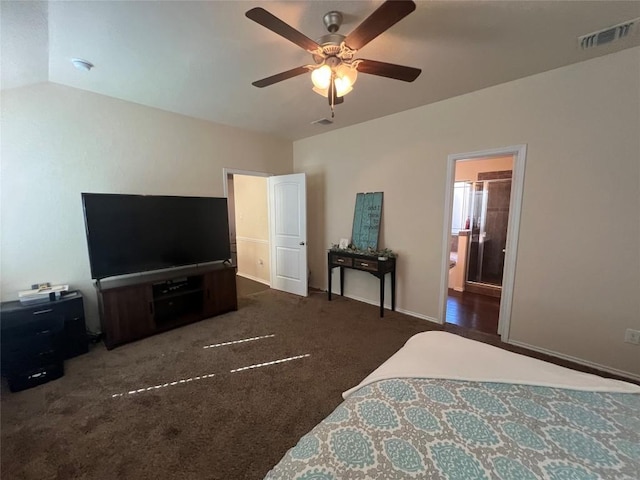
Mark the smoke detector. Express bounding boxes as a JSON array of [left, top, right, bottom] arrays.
[[579, 18, 638, 49], [71, 58, 94, 71]]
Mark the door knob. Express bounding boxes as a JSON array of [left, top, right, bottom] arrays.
[[299, 242, 306, 245]]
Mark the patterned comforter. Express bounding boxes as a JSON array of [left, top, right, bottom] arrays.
[[265, 377, 640, 479]]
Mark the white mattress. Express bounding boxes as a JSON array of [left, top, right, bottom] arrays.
[[343, 331, 640, 398]]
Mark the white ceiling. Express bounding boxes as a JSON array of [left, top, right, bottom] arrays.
[[2, 1, 640, 140]]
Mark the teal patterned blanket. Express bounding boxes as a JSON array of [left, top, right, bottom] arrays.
[[265, 378, 640, 479]]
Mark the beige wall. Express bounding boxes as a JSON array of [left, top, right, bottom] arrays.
[[234, 174, 270, 284], [455, 156, 513, 182], [294, 47, 640, 376], [0, 83, 292, 330]]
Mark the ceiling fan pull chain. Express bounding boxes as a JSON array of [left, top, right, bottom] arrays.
[[329, 75, 336, 112]]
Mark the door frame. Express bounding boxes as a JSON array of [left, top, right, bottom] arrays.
[[438, 144, 527, 341], [222, 168, 271, 197]]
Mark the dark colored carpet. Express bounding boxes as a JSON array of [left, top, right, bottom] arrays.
[[236, 275, 270, 298], [1, 289, 437, 479]]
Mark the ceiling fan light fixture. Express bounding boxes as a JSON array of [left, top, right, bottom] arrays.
[[311, 63, 358, 98], [336, 63, 358, 86], [311, 65, 332, 89], [334, 77, 353, 97], [312, 86, 329, 97]]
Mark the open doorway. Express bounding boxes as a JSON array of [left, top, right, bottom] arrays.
[[447, 156, 513, 335], [440, 145, 527, 341], [224, 169, 271, 297]]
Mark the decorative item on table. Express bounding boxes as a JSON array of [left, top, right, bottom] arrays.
[[18, 283, 70, 305], [329, 243, 396, 259], [351, 192, 383, 251], [338, 238, 350, 249]]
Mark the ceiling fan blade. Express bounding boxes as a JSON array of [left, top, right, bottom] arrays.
[[246, 7, 321, 53], [345, 0, 416, 51], [252, 66, 309, 88], [357, 59, 421, 82]]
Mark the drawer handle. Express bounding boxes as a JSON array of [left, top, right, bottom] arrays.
[[337, 259, 344, 263], [37, 329, 51, 335], [33, 309, 53, 315], [360, 263, 369, 267]]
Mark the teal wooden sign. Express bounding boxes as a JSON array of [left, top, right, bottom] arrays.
[[351, 192, 383, 251]]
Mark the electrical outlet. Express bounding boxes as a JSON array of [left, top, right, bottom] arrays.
[[624, 328, 640, 345]]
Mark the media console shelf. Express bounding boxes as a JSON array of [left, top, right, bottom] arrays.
[[96, 264, 237, 349]]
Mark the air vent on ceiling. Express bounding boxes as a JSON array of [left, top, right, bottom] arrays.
[[311, 118, 333, 126], [579, 18, 638, 49]]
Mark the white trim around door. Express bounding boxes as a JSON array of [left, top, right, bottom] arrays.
[[222, 168, 271, 198], [438, 145, 527, 342]]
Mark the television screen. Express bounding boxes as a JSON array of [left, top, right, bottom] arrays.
[[82, 193, 231, 279]]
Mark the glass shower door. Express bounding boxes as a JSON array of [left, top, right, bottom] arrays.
[[467, 179, 511, 286]]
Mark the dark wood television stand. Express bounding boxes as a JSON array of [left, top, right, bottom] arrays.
[[95, 264, 237, 349]]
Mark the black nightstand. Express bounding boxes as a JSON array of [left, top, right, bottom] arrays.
[[1, 292, 88, 391]]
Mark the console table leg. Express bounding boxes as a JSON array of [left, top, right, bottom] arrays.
[[339, 267, 345, 296], [328, 265, 332, 301], [380, 274, 385, 317], [391, 270, 396, 311]]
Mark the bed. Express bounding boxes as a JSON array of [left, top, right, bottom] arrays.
[[265, 332, 640, 479]]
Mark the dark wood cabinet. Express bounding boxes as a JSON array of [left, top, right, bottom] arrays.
[[1, 293, 88, 391], [97, 265, 237, 349], [100, 284, 154, 348], [204, 267, 238, 315]]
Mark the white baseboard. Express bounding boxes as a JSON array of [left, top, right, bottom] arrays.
[[507, 339, 640, 382], [236, 272, 270, 286], [331, 288, 639, 382], [334, 291, 441, 326]]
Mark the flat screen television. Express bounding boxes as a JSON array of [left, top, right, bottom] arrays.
[[82, 193, 231, 279]]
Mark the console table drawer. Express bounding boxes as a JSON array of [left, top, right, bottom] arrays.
[[354, 259, 378, 271], [332, 256, 353, 267]]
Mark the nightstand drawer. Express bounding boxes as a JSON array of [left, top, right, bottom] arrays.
[[332, 256, 353, 267], [354, 259, 378, 271], [7, 361, 64, 392]]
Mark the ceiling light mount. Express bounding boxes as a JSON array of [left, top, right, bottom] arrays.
[[71, 58, 94, 72], [322, 11, 343, 33]]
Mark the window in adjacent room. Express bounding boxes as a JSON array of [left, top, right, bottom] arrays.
[[451, 181, 472, 235]]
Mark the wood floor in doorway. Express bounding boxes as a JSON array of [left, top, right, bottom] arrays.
[[446, 290, 500, 335]]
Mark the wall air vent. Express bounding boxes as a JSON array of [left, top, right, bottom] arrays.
[[311, 118, 333, 126], [579, 18, 638, 49]]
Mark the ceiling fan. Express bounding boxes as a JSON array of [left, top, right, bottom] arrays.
[[246, 0, 422, 117]]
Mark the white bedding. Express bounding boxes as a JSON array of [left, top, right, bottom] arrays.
[[344, 331, 640, 398]]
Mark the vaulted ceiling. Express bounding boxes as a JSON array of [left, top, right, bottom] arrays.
[[2, 1, 639, 140]]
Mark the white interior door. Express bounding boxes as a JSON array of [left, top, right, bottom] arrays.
[[268, 173, 307, 297]]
